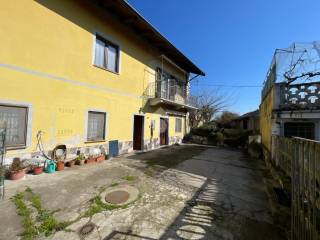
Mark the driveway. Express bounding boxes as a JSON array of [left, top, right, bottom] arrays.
[[0, 145, 284, 240]]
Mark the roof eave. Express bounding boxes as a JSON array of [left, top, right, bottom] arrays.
[[95, 0, 205, 76]]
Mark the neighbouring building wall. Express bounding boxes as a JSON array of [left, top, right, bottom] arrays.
[[260, 86, 275, 153], [0, 0, 188, 163]]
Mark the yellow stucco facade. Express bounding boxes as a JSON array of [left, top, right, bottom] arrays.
[[260, 86, 275, 153], [0, 0, 195, 162]]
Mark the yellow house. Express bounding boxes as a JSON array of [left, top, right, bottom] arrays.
[[0, 0, 204, 163]]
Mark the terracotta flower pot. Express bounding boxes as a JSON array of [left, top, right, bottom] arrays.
[[96, 155, 105, 162], [76, 159, 85, 166], [85, 157, 96, 164], [56, 162, 65, 171], [10, 169, 26, 180], [33, 166, 43, 175], [66, 160, 76, 167]]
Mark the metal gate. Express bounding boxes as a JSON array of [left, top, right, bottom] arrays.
[[273, 135, 320, 240], [291, 137, 320, 240]]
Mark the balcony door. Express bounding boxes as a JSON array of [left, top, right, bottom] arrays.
[[169, 79, 175, 101]]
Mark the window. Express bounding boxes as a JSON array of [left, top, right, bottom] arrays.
[[175, 118, 182, 133], [87, 111, 106, 141], [284, 122, 315, 140], [0, 105, 28, 148], [94, 35, 119, 73]]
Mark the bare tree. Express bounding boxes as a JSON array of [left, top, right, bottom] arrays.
[[274, 42, 320, 85], [189, 90, 230, 128]]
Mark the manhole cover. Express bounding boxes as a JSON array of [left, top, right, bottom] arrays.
[[79, 223, 95, 236], [105, 190, 130, 204]]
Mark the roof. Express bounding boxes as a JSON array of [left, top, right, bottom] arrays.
[[237, 110, 259, 120], [93, 0, 205, 76]]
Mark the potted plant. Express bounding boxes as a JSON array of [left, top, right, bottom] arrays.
[[33, 162, 44, 175], [86, 154, 96, 164], [75, 154, 86, 165], [96, 154, 105, 162], [56, 160, 65, 171], [66, 158, 76, 167], [9, 158, 26, 180]]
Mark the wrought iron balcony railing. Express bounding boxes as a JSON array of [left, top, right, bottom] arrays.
[[145, 81, 195, 108]]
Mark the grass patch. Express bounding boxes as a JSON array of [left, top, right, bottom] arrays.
[[110, 182, 119, 187], [83, 195, 131, 218], [12, 186, 140, 238], [123, 175, 136, 181], [11, 192, 37, 240], [11, 188, 74, 239]]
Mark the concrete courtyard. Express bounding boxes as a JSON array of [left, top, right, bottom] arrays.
[[0, 144, 284, 240]]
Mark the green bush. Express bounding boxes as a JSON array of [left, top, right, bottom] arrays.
[[207, 132, 224, 146], [221, 128, 250, 148], [191, 125, 215, 137], [190, 126, 252, 148]]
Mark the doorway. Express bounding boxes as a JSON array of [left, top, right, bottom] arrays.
[[160, 117, 169, 145], [133, 115, 144, 150]]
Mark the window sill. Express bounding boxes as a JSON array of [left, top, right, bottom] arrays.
[[93, 65, 119, 75], [6, 145, 27, 151], [85, 140, 106, 144]]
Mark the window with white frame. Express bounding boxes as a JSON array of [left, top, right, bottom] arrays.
[[175, 118, 182, 133], [87, 111, 106, 141], [94, 34, 119, 73], [0, 105, 28, 148]]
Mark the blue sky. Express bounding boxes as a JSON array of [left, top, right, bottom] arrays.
[[128, 0, 320, 114]]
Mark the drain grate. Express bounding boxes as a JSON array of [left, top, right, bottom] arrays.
[[79, 223, 95, 236], [105, 190, 130, 204]]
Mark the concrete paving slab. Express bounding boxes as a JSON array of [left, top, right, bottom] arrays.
[[0, 145, 284, 240]]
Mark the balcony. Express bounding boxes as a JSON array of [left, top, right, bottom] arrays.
[[145, 81, 196, 110], [278, 81, 320, 110]]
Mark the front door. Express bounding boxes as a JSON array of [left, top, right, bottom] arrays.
[[133, 115, 144, 150], [160, 118, 169, 145]]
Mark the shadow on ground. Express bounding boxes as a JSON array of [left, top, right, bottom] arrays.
[[127, 144, 208, 168], [106, 145, 285, 240]]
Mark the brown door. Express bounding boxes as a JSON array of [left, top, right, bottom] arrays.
[[160, 118, 168, 145], [133, 115, 144, 150]]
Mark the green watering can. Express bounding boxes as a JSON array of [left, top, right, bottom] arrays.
[[45, 159, 56, 173]]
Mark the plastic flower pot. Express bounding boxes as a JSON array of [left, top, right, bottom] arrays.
[[56, 162, 65, 171], [9, 169, 26, 180], [96, 155, 105, 162], [33, 166, 43, 175]]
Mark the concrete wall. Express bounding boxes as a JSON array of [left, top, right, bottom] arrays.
[[0, 0, 187, 163]]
